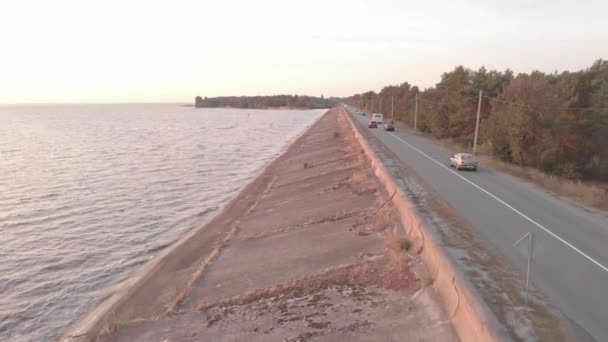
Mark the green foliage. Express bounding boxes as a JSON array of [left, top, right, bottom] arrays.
[[346, 60, 608, 181], [193, 95, 340, 109]]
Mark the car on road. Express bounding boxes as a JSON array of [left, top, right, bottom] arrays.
[[360, 111, 366, 115], [450, 153, 478, 171], [368, 120, 378, 128], [383, 121, 395, 131], [372, 113, 383, 124]]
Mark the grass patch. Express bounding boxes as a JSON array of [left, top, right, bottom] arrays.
[[480, 156, 608, 211], [386, 233, 411, 253]]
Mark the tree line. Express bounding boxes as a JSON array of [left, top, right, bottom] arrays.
[[195, 95, 340, 109], [347, 60, 608, 182]]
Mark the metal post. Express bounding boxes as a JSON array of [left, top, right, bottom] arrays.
[[414, 93, 418, 130], [473, 90, 483, 155], [513, 232, 535, 306], [526, 233, 534, 305]]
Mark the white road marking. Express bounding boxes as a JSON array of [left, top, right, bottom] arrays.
[[382, 132, 608, 274]]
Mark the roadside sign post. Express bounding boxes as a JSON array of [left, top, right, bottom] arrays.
[[513, 231, 535, 306]]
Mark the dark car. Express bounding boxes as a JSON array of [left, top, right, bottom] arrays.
[[368, 121, 377, 128], [449, 153, 478, 171], [383, 121, 395, 131]]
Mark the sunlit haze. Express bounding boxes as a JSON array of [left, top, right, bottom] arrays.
[[1, 0, 607, 103]]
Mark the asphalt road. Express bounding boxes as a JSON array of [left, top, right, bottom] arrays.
[[345, 106, 608, 341]]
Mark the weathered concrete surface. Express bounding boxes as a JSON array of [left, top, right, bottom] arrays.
[[67, 108, 457, 341]]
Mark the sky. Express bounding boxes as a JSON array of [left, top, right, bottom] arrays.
[[1, 0, 607, 103]]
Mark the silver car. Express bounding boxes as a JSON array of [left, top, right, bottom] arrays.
[[450, 153, 478, 171]]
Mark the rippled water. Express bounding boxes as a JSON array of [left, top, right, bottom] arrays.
[[0, 104, 324, 342]]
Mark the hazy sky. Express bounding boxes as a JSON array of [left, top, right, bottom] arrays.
[[1, 0, 607, 103]]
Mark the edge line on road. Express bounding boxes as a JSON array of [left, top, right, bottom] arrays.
[[385, 132, 608, 274]]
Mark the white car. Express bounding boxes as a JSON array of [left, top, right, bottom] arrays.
[[371, 113, 383, 124], [450, 153, 478, 171]]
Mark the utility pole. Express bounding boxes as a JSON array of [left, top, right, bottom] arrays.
[[371, 96, 374, 113], [473, 90, 483, 155], [379, 97, 383, 114], [391, 96, 394, 120], [414, 93, 419, 130]]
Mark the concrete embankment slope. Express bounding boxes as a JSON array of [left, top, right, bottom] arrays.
[[344, 106, 577, 341], [65, 108, 456, 341]]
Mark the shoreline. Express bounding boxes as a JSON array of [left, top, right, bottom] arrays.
[[192, 106, 329, 110], [62, 110, 325, 341], [65, 108, 456, 341]]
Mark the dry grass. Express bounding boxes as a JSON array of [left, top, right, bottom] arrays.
[[374, 206, 411, 252], [480, 156, 608, 211], [386, 233, 412, 253]]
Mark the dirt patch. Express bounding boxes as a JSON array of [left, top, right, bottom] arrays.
[[191, 254, 419, 340], [198, 254, 416, 313]]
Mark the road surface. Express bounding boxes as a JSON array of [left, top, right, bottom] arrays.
[[345, 106, 608, 341]]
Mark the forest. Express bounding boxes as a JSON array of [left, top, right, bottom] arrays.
[[194, 95, 339, 109], [347, 60, 608, 182]]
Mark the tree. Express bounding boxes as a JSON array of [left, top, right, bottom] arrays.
[[192, 94, 339, 109], [194, 96, 203, 108], [345, 59, 608, 181]]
